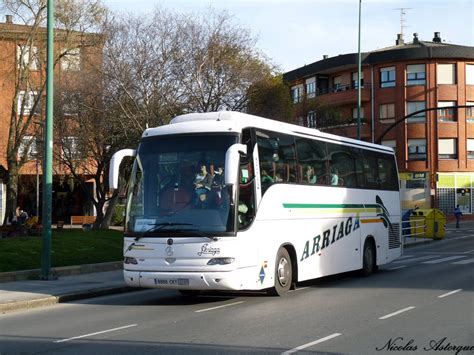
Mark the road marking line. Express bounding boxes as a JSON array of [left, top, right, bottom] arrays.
[[463, 249, 474, 254], [282, 333, 342, 355], [398, 255, 414, 260], [379, 306, 416, 320], [388, 265, 407, 270], [422, 256, 467, 264], [393, 255, 440, 264], [438, 289, 462, 298], [54, 324, 137, 343], [452, 258, 474, 265], [195, 301, 244, 313]]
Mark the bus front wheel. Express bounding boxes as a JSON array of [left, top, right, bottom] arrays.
[[268, 247, 292, 296], [361, 240, 376, 277]]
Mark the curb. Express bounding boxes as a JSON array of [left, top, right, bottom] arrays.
[[0, 286, 140, 314], [0, 261, 123, 283]]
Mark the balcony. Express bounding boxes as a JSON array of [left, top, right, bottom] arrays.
[[304, 83, 372, 106]]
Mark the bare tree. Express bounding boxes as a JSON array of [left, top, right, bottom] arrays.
[[0, 0, 106, 224], [175, 9, 273, 113]]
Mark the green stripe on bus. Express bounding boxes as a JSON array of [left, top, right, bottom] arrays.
[[282, 203, 380, 209]]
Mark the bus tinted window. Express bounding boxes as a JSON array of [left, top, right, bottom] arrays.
[[377, 154, 398, 190], [327, 142, 357, 188], [363, 150, 398, 191], [363, 151, 379, 189], [295, 137, 329, 185], [256, 131, 297, 192]]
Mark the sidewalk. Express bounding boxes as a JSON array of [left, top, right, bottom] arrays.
[[0, 266, 135, 314]]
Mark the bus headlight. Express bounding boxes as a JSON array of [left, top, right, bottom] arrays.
[[207, 257, 235, 265], [124, 257, 138, 265]]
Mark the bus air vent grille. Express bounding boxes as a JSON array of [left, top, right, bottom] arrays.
[[388, 223, 401, 249]]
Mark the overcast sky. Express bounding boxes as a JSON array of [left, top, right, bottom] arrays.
[[105, 0, 473, 72]]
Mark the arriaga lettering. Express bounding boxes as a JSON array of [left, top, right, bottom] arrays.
[[301, 216, 360, 261]]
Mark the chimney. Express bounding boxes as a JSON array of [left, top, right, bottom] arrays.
[[5, 15, 13, 24], [396, 33, 404, 46], [413, 33, 419, 44], [433, 32, 441, 43], [323, 55, 328, 59]]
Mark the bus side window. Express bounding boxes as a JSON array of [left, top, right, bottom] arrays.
[[295, 136, 329, 185], [327, 142, 357, 188], [256, 130, 297, 192]]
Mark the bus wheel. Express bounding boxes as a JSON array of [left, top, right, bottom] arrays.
[[269, 248, 292, 296], [361, 241, 375, 277]]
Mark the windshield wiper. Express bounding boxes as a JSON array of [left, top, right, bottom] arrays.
[[171, 228, 218, 241], [133, 222, 193, 242]]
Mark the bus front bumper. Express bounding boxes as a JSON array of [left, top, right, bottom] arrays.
[[124, 269, 253, 291]]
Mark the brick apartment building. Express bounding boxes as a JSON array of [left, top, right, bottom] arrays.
[[0, 15, 102, 223], [283, 32, 474, 214]]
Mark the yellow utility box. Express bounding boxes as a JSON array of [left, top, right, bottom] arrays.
[[410, 209, 446, 239]]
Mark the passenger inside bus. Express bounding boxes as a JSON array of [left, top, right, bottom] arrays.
[[331, 168, 339, 186], [305, 166, 317, 184], [193, 162, 212, 207]]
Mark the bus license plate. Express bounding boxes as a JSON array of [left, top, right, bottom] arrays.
[[154, 278, 189, 286]]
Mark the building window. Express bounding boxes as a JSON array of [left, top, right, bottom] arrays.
[[17, 90, 39, 115], [61, 48, 81, 71], [466, 64, 474, 85], [437, 63, 456, 85], [18, 135, 38, 160], [467, 101, 474, 123], [291, 85, 303, 103], [306, 77, 316, 98], [352, 107, 364, 120], [380, 66, 396, 88], [408, 139, 427, 161], [17, 45, 39, 70], [333, 76, 342, 91], [381, 140, 396, 152], [467, 139, 474, 159], [438, 138, 457, 159], [406, 64, 426, 85], [379, 103, 395, 121], [307, 111, 316, 128], [62, 136, 81, 160], [406, 101, 426, 123], [438, 101, 456, 122], [351, 72, 364, 89]]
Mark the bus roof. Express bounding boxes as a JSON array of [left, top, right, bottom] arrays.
[[142, 111, 394, 154]]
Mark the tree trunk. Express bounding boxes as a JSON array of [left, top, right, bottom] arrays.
[[102, 192, 119, 229], [3, 164, 18, 225]]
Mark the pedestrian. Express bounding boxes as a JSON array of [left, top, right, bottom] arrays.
[[454, 204, 463, 228]]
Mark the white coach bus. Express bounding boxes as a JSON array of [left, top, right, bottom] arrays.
[[109, 111, 401, 296]]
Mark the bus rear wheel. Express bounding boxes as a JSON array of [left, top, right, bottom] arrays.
[[361, 240, 376, 277], [268, 247, 292, 296]]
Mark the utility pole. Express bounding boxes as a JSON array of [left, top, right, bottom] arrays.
[[41, 0, 54, 280]]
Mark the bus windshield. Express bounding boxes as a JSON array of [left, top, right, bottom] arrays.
[[125, 134, 238, 235]]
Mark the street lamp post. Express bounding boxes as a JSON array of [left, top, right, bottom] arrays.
[[41, 0, 54, 280]]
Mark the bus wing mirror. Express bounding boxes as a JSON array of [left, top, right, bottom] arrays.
[[109, 149, 136, 190], [224, 144, 247, 185]]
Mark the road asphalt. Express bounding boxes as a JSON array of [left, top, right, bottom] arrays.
[[0, 220, 470, 315]]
